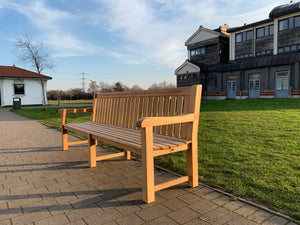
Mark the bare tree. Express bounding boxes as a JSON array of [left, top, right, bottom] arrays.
[[14, 34, 54, 110], [130, 84, 143, 91], [148, 81, 175, 90], [99, 81, 113, 93], [88, 80, 99, 94]]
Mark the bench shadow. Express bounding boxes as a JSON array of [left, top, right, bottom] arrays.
[[0, 146, 61, 154], [0, 161, 88, 173], [0, 188, 143, 214]]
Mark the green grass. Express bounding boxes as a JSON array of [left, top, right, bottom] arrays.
[[12, 98, 300, 220]]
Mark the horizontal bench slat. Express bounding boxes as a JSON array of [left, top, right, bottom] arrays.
[[64, 122, 191, 151]]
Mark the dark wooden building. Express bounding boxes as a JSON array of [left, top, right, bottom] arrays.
[[176, 1, 300, 99]]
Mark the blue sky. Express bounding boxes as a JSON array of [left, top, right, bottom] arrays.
[[0, 0, 289, 90]]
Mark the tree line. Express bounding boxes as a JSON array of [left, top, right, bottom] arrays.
[[47, 81, 175, 100]]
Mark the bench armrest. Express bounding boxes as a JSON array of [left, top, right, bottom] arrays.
[[136, 113, 194, 128], [58, 108, 93, 114]]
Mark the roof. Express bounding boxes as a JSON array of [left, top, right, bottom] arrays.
[[185, 26, 228, 46], [269, 1, 300, 18], [196, 52, 300, 72], [227, 18, 273, 33], [0, 66, 52, 80], [228, 1, 300, 33]]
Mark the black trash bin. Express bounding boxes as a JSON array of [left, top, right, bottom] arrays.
[[13, 97, 21, 110]]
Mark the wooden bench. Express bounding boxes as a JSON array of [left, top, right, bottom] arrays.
[[59, 85, 202, 203]]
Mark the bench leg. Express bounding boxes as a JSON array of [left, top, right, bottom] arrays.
[[62, 127, 68, 151], [89, 134, 97, 168], [187, 143, 199, 187], [141, 127, 155, 203], [124, 150, 131, 160]]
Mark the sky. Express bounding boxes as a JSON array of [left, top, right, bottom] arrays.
[[0, 0, 290, 91]]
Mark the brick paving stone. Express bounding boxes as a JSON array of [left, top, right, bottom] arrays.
[[156, 187, 188, 199], [0, 206, 23, 221], [144, 216, 179, 225], [167, 207, 199, 224], [115, 213, 145, 225], [162, 198, 187, 211], [66, 219, 87, 225], [115, 203, 141, 216], [176, 193, 201, 205], [11, 210, 51, 225], [286, 222, 299, 225], [0, 219, 11, 225], [192, 187, 213, 197], [184, 217, 211, 225], [135, 205, 172, 222], [70, 195, 103, 209], [226, 216, 258, 225], [262, 215, 288, 225], [65, 204, 102, 222], [102, 221, 118, 225], [96, 199, 123, 211], [35, 214, 69, 225], [212, 195, 231, 206], [21, 198, 57, 213], [201, 191, 222, 200], [222, 200, 245, 211], [189, 199, 219, 215], [201, 207, 239, 224], [248, 210, 272, 223], [234, 204, 258, 217], [48, 204, 74, 216], [83, 208, 122, 224], [9, 183, 35, 195], [8, 195, 43, 209]]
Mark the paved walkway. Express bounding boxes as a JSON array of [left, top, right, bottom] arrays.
[[0, 108, 297, 225]]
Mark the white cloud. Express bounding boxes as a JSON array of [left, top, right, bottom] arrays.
[[90, 0, 289, 69], [6, 0, 99, 58]]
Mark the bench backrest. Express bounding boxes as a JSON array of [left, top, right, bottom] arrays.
[[92, 85, 202, 139]]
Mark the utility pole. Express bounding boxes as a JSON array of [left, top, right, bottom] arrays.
[[80, 71, 87, 93]]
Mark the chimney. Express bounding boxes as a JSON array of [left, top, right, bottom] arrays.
[[290, 1, 295, 4], [219, 24, 230, 36]]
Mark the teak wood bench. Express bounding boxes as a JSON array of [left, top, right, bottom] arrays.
[[59, 85, 202, 203]]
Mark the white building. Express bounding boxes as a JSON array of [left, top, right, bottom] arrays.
[[0, 65, 52, 106]]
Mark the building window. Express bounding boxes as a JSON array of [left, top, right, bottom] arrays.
[[256, 25, 274, 39], [279, 16, 300, 31], [278, 44, 300, 54], [236, 30, 253, 42], [279, 19, 289, 31], [246, 30, 253, 40], [191, 47, 205, 56], [14, 84, 24, 95], [278, 47, 284, 53], [236, 33, 243, 42], [256, 27, 264, 38], [295, 16, 300, 27], [269, 25, 274, 35], [256, 50, 273, 56]]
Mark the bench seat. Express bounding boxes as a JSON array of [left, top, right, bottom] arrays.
[[64, 122, 192, 156]]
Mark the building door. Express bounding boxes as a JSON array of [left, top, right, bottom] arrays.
[[275, 71, 289, 98], [227, 77, 237, 99], [249, 74, 260, 98]]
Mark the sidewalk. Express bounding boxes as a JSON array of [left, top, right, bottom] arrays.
[[0, 109, 297, 225]]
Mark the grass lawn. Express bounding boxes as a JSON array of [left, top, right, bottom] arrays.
[[12, 98, 300, 220], [48, 99, 93, 105]]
